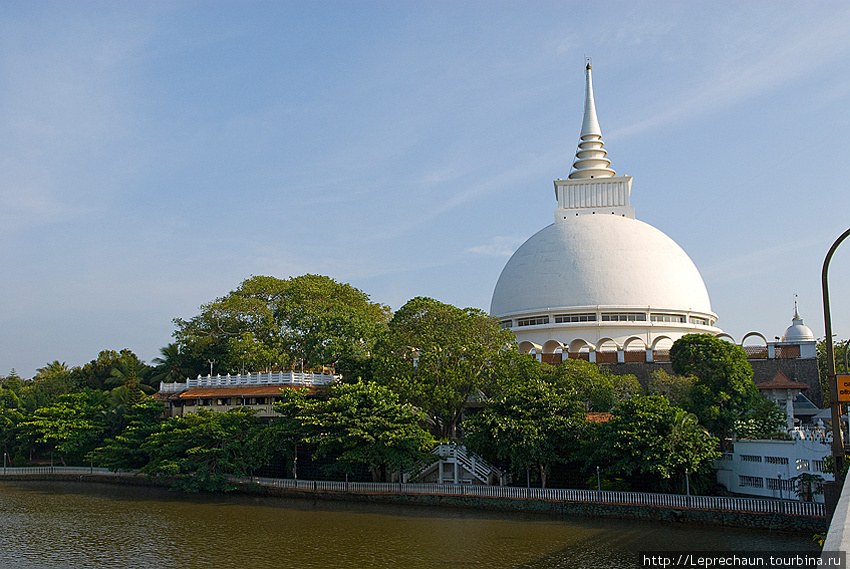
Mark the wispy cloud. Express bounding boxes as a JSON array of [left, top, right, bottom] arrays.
[[369, 149, 561, 241], [464, 236, 526, 257], [609, 10, 850, 140]]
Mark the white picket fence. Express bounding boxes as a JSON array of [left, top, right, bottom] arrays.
[[0, 467, 824, 517], [0, 466, 126, 476], [230, 475, 825, 517]]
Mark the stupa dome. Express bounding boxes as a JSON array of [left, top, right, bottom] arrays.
[[782, 305, 815, 342], [490, 215, 714, 318]]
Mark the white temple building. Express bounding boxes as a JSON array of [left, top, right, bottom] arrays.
[[491, 63, 722, 364]]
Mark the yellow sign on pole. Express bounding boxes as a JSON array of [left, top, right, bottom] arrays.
[[838, 375, 850, 403]]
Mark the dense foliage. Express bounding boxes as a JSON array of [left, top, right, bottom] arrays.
[[463, 377, 584, 488], [0, 275, 791, 495], [670, 333, 759, 445], [599, 395, 719, 492], [172, 275, 391, 378], [373, 296, 515, 439], [275, 381, 435, 481]]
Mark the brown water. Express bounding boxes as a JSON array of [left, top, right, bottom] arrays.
[[0, 481, 819, 569]]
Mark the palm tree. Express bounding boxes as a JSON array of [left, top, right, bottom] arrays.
[[151, 343, 189, 384], [107, 359, 154, 405]]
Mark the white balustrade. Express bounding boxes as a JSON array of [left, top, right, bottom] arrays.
[[1, 468, 824, 518], [160, 371, 339, 393]]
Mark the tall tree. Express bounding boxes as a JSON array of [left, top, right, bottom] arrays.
[[19, 361, 78, 412], [0, 388, 24, 461], [151, 343, 192, 384], [545, 359, 641, 412], [275, 382, 435, 481], [106, 358, 155, 405], [601, 395, 718, 492], [463, 377, 583, 488], [140, 408, 267, 492], [173, 275, 391, 375], [647, 369, 695, 409], [670, 333, 759, 445], [19, 390, 108, 465], [72, 349, 155, 392], [373, 297, 516, 439], [92, 400, 165, 471]]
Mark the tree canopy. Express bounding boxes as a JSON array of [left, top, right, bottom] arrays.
[[546, 359, 642, 412], [140, 408, 268, 492], [275, 381, 435, 481], [670, 333, 759, 442], [463, 377, 584, 488], [173, 275, 391, 376], [601, 394, 719, 491], [373, 296, 515, 438], [19, 389, 108, 465]]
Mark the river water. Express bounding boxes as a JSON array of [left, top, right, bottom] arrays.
[[0, 480, 819, 569]]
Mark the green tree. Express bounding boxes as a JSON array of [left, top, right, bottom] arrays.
[[91, 400, 165, 471], [601, 395, 719, 492], [647, 369, 695, 409], [0, 388, 24, 460], [276, 382, 435, 481], [1, 369, 25, 392], [463, 377, 583, 488], [140, 408, 267, 492], [174, 275, 391, 376], [106, 358, 155, 403], [670, 334, 759, 445], [19, 389, 108, 465], [818, 338, 850, 407], [733, 397, 787, 439], [19, 361, 78, 412], [544, 359, 641, 412], [151, 343, 192, 384], [373, 296, 515, 439], [71, 349, 155, 392]]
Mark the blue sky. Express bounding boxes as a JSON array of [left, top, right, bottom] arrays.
[[2, 1, 850, 378]]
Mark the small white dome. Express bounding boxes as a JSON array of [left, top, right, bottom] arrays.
[[783, 313, 815, 342], [490, 215, 714, 317]]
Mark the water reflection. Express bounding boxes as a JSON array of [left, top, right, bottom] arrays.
[[0, 481, 818, 569]]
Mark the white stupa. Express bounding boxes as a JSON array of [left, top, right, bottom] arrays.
[[782, 301, 815, 343], [490, 63, 722, 362]]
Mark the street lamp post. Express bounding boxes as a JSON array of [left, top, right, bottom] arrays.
[[844, 338, 850, 373], [822, 227, 850, 479]]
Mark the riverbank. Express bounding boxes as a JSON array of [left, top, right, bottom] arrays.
[[0, 467, 826, 533]]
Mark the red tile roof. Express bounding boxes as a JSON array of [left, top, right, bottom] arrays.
[[174, 385, 311, 398], [756, 371, 808, 391]]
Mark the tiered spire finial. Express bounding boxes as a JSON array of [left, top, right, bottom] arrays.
[[568, 61, 616, 180]]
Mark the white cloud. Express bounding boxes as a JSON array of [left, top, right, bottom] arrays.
[[464, 236, 526, 257]]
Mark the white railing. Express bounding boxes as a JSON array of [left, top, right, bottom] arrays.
[[788, 426, 832, 444], [0, 466, 127, 476], [0, 467, 824, 517], [228, 476, 824, 517], [159, 371, 339, 393], [431, 443, 502, 484]]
